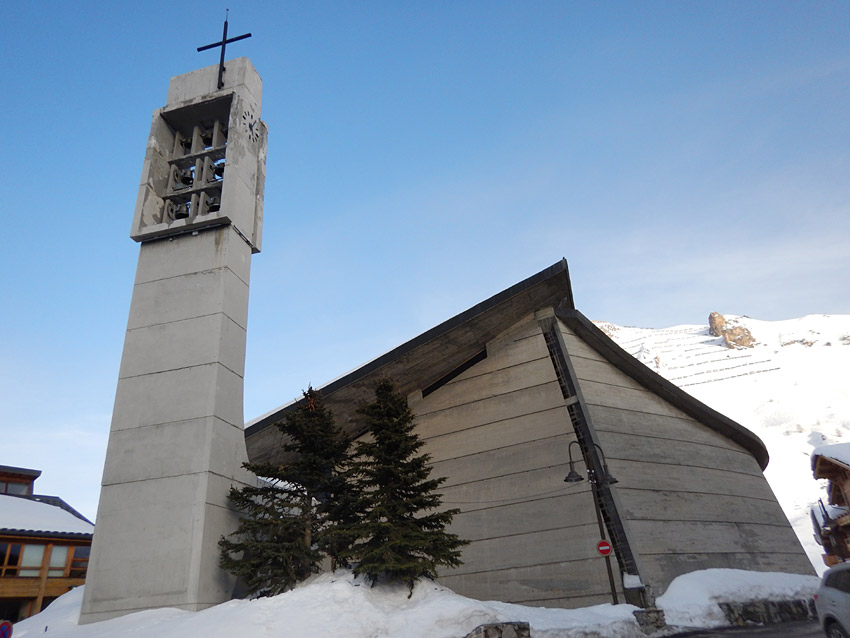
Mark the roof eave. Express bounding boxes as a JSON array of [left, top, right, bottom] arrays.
[[246, 258, 574, 438], [555, 307, 770, 470]]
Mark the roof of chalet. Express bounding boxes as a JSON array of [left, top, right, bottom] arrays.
[[812, 443, 850, 507], [0, 465, 42, 481], [0, 494, 94, 539], [813, 443, 850, 476], [245, 259, 769, 470]]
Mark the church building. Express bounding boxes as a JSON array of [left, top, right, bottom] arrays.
[[245, 259, 813, 608]]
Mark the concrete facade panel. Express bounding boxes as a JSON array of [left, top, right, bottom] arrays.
[[118, 313, 246, 379], [579, 380, 687, 418], [440, 465, 576, 511], [111, 363, 244, 430], [595, 430, 762, 477], [415, 381, 565, 436], [602, 458, 778, 500], [460, 331, 548, 380], [558, 331, 608, 362], [127, 267, 249, 331], [452, 525, 602, 574], [569, 354, 657, 389], [617, 489, 790, 524], [101, 417, 249, 486], [586, 404, 737, 448], [133, 225, 252, 286], [421, 406, 572, 462], [630, 519, 810, 556], [431, 434, 575, 487], [84, 475, 206, 610], [419, 357, 556, 414], [449, 492, 597, 542]]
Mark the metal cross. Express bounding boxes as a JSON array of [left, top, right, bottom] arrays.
[[197, 10, 252, 89]]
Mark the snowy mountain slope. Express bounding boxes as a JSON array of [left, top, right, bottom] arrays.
[[597, 313, 850, 573]]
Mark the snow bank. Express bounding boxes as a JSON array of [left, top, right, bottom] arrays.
[[14, 572, 643, 638], [15, 568, 821, 638], [656, 568, 819, 629]]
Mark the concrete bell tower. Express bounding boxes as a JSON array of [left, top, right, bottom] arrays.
[[80, 57, 267, 623]]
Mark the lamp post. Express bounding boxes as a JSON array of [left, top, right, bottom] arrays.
[[565, 439, 619, 604]]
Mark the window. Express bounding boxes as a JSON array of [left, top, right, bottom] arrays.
[[47, 546, 68, 577], [69, 546, 89, 578], [0, 480, 31, 495], [18, 545, 44, 577], [0, 543, 22, 576], [0, 543, 88, 579], [826, 569, 850, 594]]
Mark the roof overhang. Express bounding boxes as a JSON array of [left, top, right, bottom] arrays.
[[245, 259, 575, 465], [245, 258, 769, 472]]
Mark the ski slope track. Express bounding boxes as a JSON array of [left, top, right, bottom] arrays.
[[596, 314, 850, 574]]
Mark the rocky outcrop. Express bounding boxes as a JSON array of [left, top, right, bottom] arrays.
[[464, 622, 530, 638], [709, 313, 756, 349], [708, 312, 727, 337]]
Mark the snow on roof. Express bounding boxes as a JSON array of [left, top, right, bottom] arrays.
[[813, 442, 850, 469], [1, 494, 94, 536]]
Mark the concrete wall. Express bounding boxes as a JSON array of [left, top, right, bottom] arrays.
[[411, 314, 622, 608], [555, 320, 815, 598], [405, 311, 812, 609], [80, 227, 255, 624]]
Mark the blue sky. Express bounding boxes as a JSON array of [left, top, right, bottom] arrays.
[[2, 1, 849, 519]]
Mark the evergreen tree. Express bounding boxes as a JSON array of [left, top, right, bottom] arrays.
[[347, 378, 467, 591], [219, 387, 353, 595]]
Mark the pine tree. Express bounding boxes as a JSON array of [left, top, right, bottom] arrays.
[[219, 467, 319, 596], [219, 387, 353, 595], [347, 378, 467, 591]]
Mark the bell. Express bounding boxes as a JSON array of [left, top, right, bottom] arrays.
[[180, 167, 194, 186]]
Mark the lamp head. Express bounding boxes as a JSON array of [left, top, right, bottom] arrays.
[[564, 461, 584, 483]]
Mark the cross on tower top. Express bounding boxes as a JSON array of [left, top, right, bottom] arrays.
[[197, 10, 252, 89]]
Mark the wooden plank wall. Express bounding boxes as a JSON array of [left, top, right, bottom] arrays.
[[412, 314, 623, 608], [556, 320, 814, 598]]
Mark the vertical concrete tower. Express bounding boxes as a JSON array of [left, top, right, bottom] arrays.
[[80, 58, 267, 623]]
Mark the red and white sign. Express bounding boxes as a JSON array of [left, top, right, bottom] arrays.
[[596, 540, 612, 556]]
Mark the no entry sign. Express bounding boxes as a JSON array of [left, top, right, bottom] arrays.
[[597, 540, 612, 556], [0, 619, 12, 638]]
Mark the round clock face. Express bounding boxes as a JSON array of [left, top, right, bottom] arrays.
[[242, 110, 260, 143]]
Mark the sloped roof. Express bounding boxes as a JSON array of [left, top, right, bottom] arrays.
[[0, 465, 41, 481], [245, 259, 768, 469], [246, 259, 575, 463], [813, 443, 850, 476], [0, 494, 94, 538]]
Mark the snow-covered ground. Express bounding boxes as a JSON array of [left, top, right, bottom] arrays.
[[599, 313, 850, 573], [14, 569, 818, 638]]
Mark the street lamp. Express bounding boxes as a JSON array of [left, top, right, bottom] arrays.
[[565, 439, 619, 604]]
